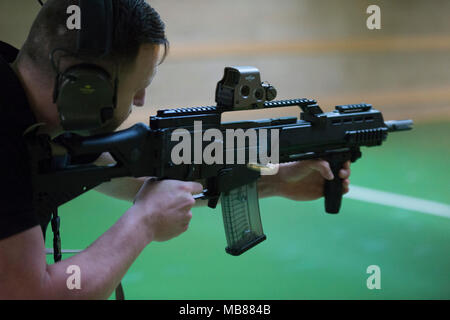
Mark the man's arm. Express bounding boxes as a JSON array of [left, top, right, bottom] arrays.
[[94, 152, 146, 202], [0, 179, 202, 299], [258, 160, 351, 200], [0, 209, 147, 299]]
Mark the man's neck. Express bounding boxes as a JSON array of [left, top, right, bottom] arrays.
[[11, 57, 63, 138]]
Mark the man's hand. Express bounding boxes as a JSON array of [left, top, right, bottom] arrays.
[[131, 179, 203, 242], [259, 160, 351, 201]]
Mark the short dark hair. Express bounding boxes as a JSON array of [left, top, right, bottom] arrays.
[[21, 0, 168, 74]]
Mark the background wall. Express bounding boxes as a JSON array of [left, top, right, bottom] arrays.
[[1, 0, 449, 124]]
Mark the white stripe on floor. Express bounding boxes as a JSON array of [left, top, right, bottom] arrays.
[[345, 185, 450, 219]]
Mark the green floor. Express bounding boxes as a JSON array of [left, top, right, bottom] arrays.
[[45, 121, 450, 299]]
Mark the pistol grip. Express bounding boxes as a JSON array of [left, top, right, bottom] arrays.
[[324, 160, 344, 214]]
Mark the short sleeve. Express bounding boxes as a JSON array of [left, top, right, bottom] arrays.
[[0, 131, 39, 240]]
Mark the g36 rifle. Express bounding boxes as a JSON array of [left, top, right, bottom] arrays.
[[28, 66, 413, 256]]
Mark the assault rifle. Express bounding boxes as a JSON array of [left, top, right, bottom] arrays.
[[29, 66, 413, 256]]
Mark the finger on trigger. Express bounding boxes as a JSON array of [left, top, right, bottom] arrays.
[[187, 181, 204, 194]]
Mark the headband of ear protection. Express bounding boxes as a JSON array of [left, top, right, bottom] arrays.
[[53, 0, 118, 132]]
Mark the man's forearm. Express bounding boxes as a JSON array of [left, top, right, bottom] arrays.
[[42, 206, 151, 299], [93, 152, 146, 202], [95, 176, 146, 202]]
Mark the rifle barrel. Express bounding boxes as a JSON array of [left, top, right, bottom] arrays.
[[385, 120, 413, 132]]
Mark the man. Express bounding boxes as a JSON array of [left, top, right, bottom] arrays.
[[0, 0, 350, 299]]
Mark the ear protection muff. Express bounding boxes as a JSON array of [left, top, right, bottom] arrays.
[[53, 64, 117, 131], [52, 0, 118, 132]]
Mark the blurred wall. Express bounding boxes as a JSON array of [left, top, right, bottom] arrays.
[[1, 0, 449, 125]]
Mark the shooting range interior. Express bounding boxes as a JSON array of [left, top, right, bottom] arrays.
[[0, 0, 448, 299]]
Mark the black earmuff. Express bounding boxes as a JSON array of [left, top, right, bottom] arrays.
[[54, 64, 116, 131], [53, 0, 117, 132]]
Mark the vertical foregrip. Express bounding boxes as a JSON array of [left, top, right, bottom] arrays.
[[324, 160, 344, 214]]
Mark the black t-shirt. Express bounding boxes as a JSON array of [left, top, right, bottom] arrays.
[[0, 41, 104, 242], [0, 41, 41, 240]]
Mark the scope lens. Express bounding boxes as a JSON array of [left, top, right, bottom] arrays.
[[240, 85, 250, 98], [254, 89, 264, 100]]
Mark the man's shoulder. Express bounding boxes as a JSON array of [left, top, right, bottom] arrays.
[[0, 41, 36, 133], [0, 42, 42, 241], [0, 41, 19, 63], [0, 40, 36, 175]]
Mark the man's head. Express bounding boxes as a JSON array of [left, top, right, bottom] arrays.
[[18, 0, 168, 135]]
